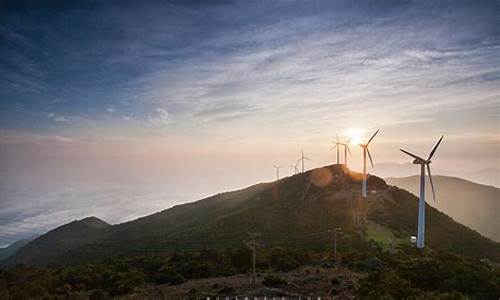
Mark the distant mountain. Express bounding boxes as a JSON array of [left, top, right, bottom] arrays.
[[4, 165, 500, 267], [470, 168, 500, 188], [375, 163, 500, 188], [2, 216, 110, 266], [0, 238, 32, 262], [386, 175, 500, 242], [372, 162, 442, 178]]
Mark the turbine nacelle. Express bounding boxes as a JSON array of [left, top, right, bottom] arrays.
[[400, 135, 444, 202], [413, 159, 427, 165]]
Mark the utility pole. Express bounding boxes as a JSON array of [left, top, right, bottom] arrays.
[[245, 232, 260, 286], [329, 227, 342, 261]]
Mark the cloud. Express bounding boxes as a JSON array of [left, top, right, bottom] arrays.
[[0, 182, 197, 245], [0, 1, 498, 138], [148, 108, 171, 126], [48, 113, 69, 123]]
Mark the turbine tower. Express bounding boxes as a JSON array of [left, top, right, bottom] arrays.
[[400, 136, 444, 249], [359, 129, 379, 197], [273, 165, 282, 181], [331, 134, 342, 164], [298, 150, 310, 173]]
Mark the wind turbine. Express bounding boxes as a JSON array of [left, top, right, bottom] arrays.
[[298, 150, 310, 173], [273, 165, 282, 181], [400, 136, 444, 249], [289, 162, 299, 175], [331, 134, 342, 164], [359, 129, 379, 197], [341, 137, 352, 167]]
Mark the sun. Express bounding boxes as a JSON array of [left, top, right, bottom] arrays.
[[344, 128, 365, 145]]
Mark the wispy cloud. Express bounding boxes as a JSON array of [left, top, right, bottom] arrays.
[[148, 108, 171, 126], [0, 1, 498, 139], [48, 113, 69, 122]]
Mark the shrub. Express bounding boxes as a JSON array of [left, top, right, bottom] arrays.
[[263, 274, 287, 287], [269, 247, 300, 271]]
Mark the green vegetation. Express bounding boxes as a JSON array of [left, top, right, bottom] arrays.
[[358, 248, 500, 299], [0, 247, 309, 298], [365, 221, 407, 250], [1, 245, 498, 298]]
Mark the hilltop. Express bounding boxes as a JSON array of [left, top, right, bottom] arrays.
[[3, 165, 500, 267], [3, 216, 110, 266]]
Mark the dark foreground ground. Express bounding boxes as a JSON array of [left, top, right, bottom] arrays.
[[119, 266, 360, 299]]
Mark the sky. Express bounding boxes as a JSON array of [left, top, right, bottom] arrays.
[[0, 0, 499, 246]]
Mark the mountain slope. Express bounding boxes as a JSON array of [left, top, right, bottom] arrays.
[[386, 175, 500, 242], [0, 238, 32, 262], [2, 216, 110, 266], [5, 165, 500, 266]]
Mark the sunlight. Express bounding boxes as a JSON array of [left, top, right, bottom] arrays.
[[344, 128, 365, 145]]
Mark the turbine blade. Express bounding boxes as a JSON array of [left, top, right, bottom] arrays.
[[304, 157, 310, 160], [367, 148, 374, 168], [427, 164, 436, 202], [331, 145, 337, 150], [400, 149, 425, 161], [366, 129, 379, 145], [347, 145, 352, 156], [346, 137, 352, 144], [428, 135, 444, 160]]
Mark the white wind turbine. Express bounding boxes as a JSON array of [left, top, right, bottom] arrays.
[[273, 165, 282, 181], [331, 134, 342, 164], [341, 137, 352, 167], [359, 129, 379, 197], [289, 162, 299, 175], [400, 136, 444, 249], [298, 150, 310, 173]]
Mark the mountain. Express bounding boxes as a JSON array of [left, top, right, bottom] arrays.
[[470, 168, 500, 188], [386, 175, 500, 242], [4, 165, 500, 267], [374, 163, 500, 188], [2, 216, 110, 266], [373, 162, 437, 178], [0, 238, 32, 262]]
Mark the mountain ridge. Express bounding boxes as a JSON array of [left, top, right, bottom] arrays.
[[4, 165, 500, 267]]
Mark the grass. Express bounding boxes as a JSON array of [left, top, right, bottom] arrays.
[[365, 221, 408, 250]]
